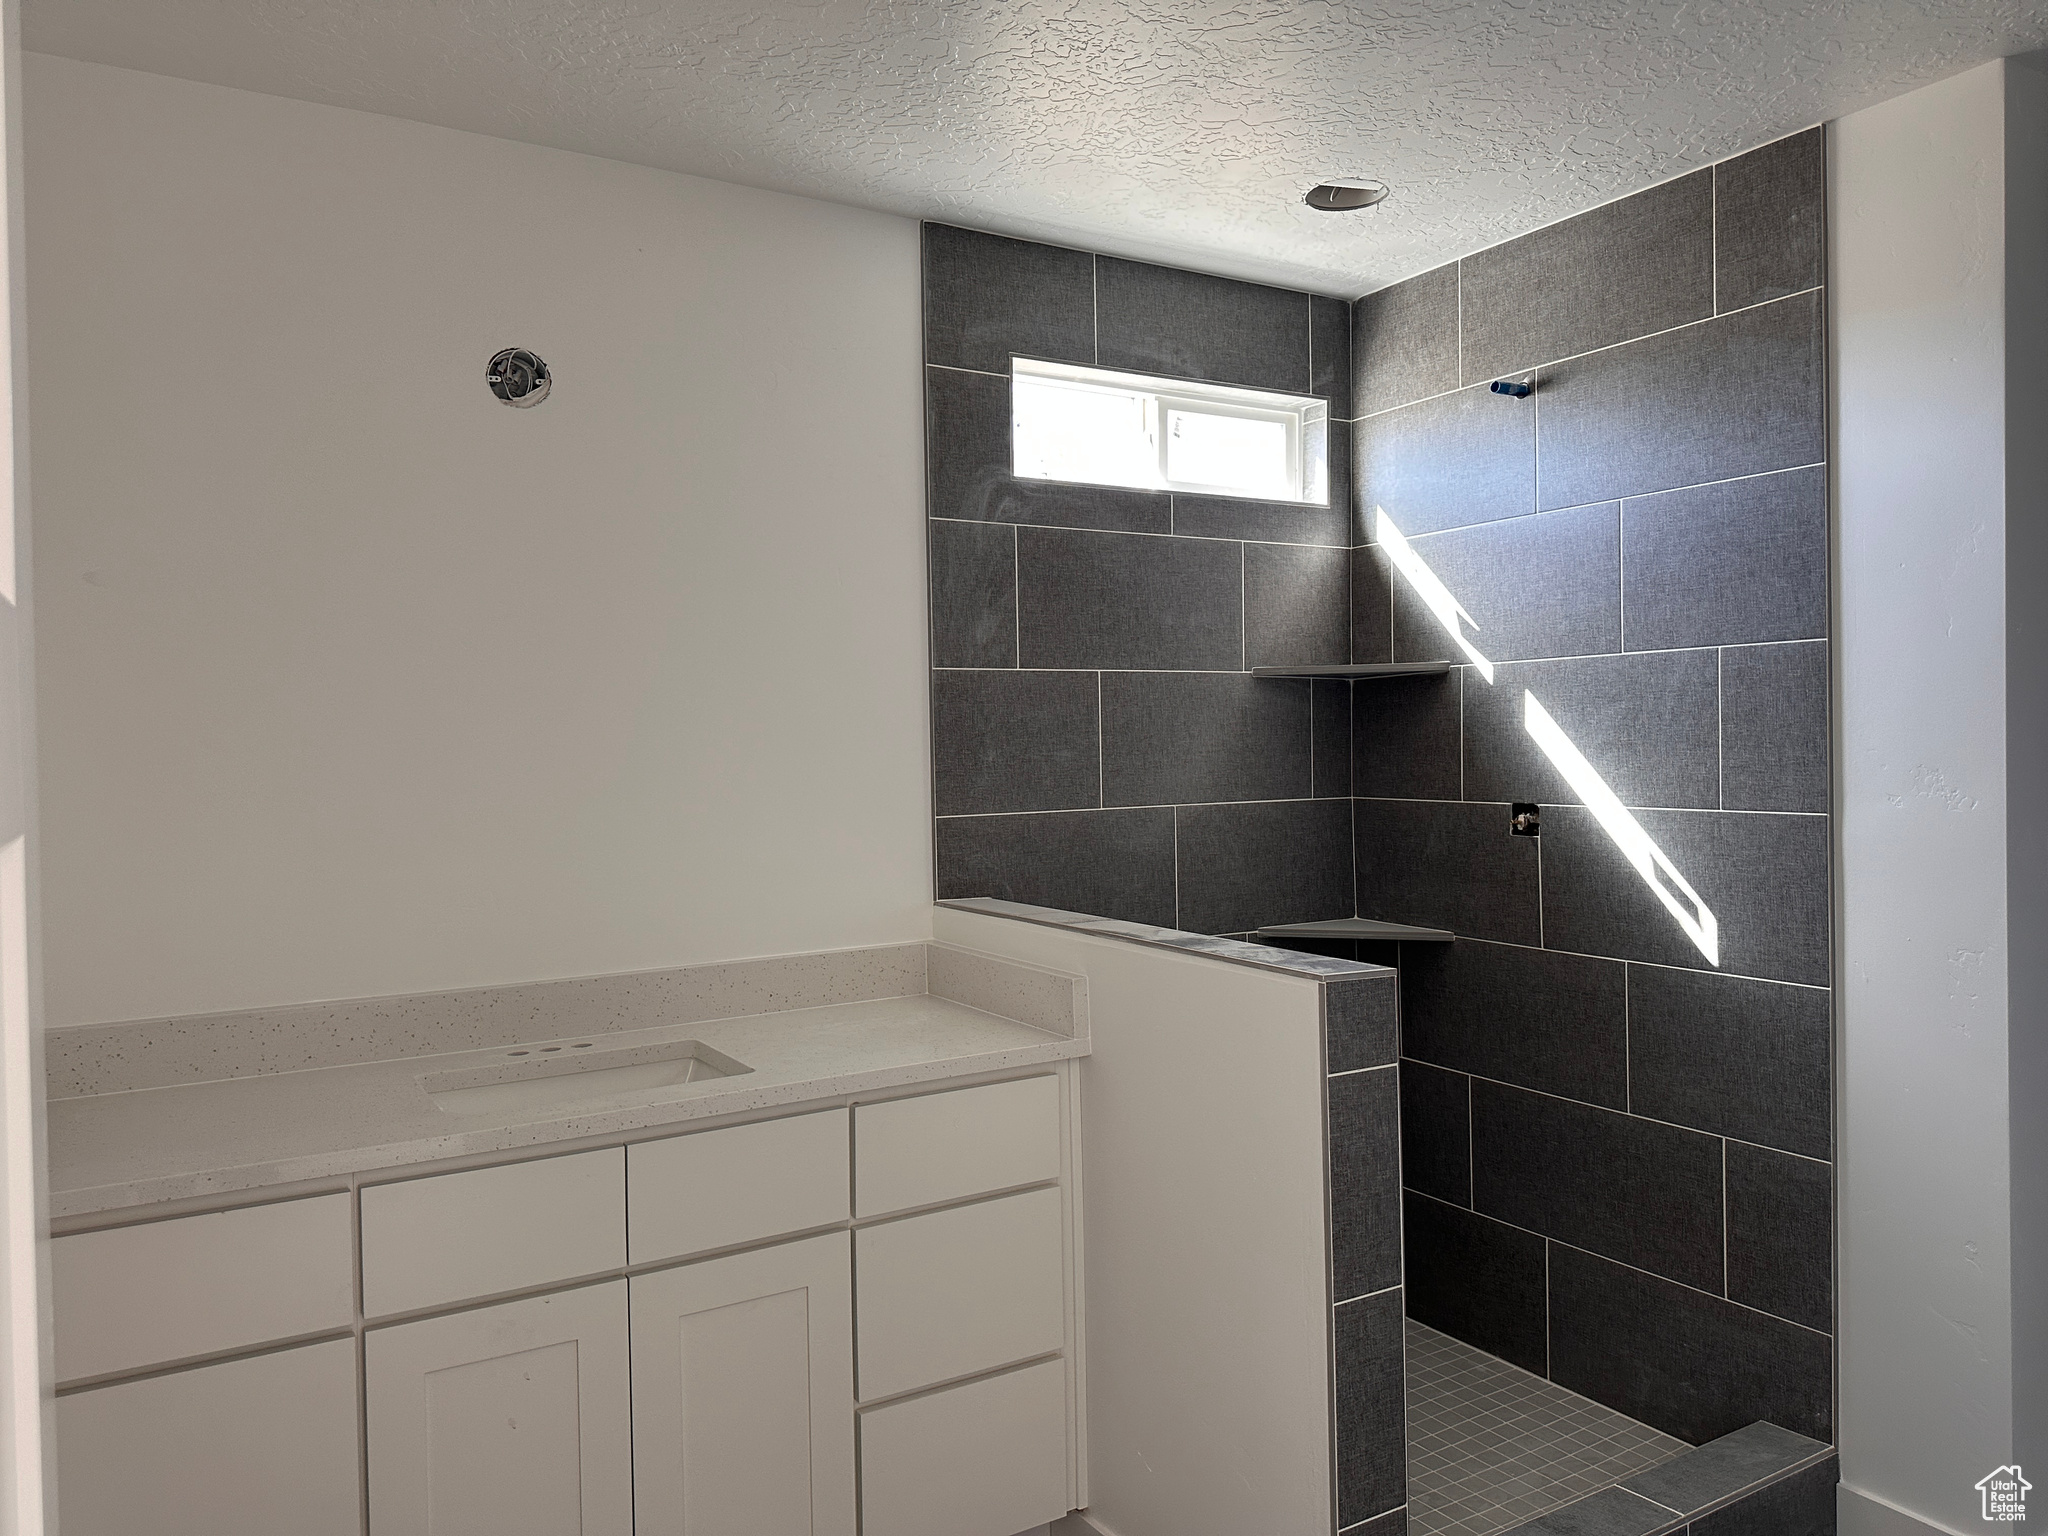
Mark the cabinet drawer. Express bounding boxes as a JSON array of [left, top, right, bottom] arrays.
[[855, 1185, 1065, 1401], [628, 1109, 848, 1263], [854, 1075, 1060, 1217], [56, 1339, 362, 1536], [860, 1357, 1069, 1536], [53, 1194, 353, 1383], [361, 1148, 624, 1316]]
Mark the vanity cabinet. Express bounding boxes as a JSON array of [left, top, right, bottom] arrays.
[[631, 1233, 856, 1535], [50, 1072, 1079, 1536]]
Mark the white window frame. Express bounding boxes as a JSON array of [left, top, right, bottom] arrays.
[[1010, 357, 1330, 506]]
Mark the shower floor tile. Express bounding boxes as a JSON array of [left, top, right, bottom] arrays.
[[1405, 1320, 1689, 1536]]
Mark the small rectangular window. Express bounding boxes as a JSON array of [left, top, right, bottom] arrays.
[[1011, 358, 1328, 504]]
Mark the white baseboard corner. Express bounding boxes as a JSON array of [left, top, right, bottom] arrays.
[[1839, 1482, 1971, 1536], [1051, 1511, 1120, 1536]]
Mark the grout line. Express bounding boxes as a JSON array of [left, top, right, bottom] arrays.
[[925, 361, 1010, 380], [1091, 255, 1099, 364], [1171, 808, 1180, 929], [1617, 501, 1627, 651], [931, 633, 1826, 675], [1393, 931, 1831, 994], [1711, 164, 1720, 316], [1012, 523, 1021, 665], [1717, 648, 1726, 809], [1545, 1239, 1552, 1379], [938, 795, 1360, 819], [1624, 966, 1633, 1113], [1309, 683, 1317, 799], [1402, 1188, 1833, 1338], [1329, 1062, 1398, 1080], [928, 515, 1344, 552], [1350, 793, 1825, 819], [1239, 543, 1247, 671], [1721, 1138, 1731, 1296], [1351, 284, 1823, 423], [1457, 258, 1465, 387], [1417, 1058, 1833, 1162], [1458, 664, 1467, 801], [1096, 673, 1105, 808], [1536, 833, 1545, 947], [1351, 462, 1830, 546], [1332, 1282, 1404, 1307]]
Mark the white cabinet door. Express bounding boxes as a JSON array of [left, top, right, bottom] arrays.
[[860, 1357, 1070, 1536], [56, 1338, 361, 1536], [366, 1281, 632, 1536], [631, 1233, 856, 1536]]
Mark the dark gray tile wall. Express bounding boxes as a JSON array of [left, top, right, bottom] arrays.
[[1355, 131, 1834, 1448], [925, 223, 1357, 935]]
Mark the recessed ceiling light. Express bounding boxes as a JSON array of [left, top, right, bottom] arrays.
[[1305, 179, 1389, 212]]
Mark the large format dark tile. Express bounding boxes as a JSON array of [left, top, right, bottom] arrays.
[[1627, 964, 1831, 1159], [1400, 1060, 1472, 1206], [1548, 1244, 1834, 1444], [1498, 1488, 1679, 1536], [1402, 1194, 1548, 1375], [1173, 487, 1349, 547], [1335, 1288, 1408, 1528], [1353, 266, 1460, 417], [1536, 291, 1824, 510], [1539, 806, 1830, 986], [1690, 1455, 1838, 1536], [1352, 544, 1394, 663], [1095, 257, 1310, 393], [1354, 800, 1542, 945], [1331, 1066, 1403, 1300], [922, 224, 1096, 374], [1461, 171, 1714, 382], [1245, 543, 1351, 667], [1314, 679, 1354, 799], [1400, 939, 1628, 1109], [1357, 383, 1535, 536], [1721, 642, 1829, 814], [1100, 672, 1311, 806], [1328, 972, 1400, 1073], [1353, 671, 1462, 800], [933, 670, 1100, 816], [1623, 1421, 1833, 1516], [1390, 503, 1622, 664], [1464, 651, 1722, 811], [1714, 129, 1826, 314], [927, 367, 1171, 532], [934, 808, 1177, 927], [929, 519, 1017, 668], [1620, 467, 1827, 651], [1313, 294, 1354, 418], [1016, 526, 1242, 670], [1176, 798, 1354, 934], [1726, 1142, 1833, 1332], [1471, 1080, 1724, 1291]]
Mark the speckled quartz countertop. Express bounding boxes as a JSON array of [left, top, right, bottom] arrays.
[[46, 941, 1088, 1220]]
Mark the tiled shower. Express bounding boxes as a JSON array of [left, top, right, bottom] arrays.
[[925, 127, 1835, 1536]]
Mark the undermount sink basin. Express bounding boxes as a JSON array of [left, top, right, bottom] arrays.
[[423, 1040, 751, 1117]]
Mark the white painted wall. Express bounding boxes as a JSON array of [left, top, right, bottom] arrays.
[[933, 907, 1334, 1536], [1833, 55, 2045, 1536], [21, 56, 931, 1027]]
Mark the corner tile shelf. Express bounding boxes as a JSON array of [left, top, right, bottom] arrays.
[[1247, 662, 1452, 680], [1254, 917, 1454, 944]]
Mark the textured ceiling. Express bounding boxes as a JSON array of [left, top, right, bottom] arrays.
[[24, 0, 2048, 294]]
